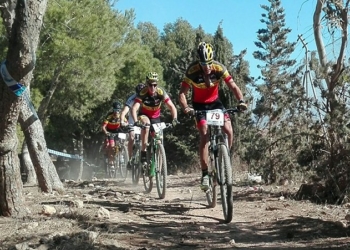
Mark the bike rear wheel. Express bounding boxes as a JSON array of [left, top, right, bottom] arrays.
[[117, 144, 129, 181], [131, 146, 141, 185], [155, 144, 167, 199], [206, 150, 217, 208], [218, 144, 233, 223]]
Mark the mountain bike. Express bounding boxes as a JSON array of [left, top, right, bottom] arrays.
[[142, 122, 172, 199], [129, 125, 142, 184], [106, 132, 129, 180], [194, 108, 239, 223]]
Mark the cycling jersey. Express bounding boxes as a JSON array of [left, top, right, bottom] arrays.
[[134, 87, 170, 119], [102, 112, 127, 132], [125, 93, 137, 108], [125, 93, 137, 124], [181, 60, 232, 104]]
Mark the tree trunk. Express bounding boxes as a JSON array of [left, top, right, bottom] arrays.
[[0, 85, 25, 216], [77, 135, 84, 181], [0, 0, 48, 216], [21, 141, 37, 185], [18, 102, 63, 192]]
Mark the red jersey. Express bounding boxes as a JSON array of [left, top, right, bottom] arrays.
[[135, 86, 170, 119], [102, 112, 126, 132], [181, 60, 232, 104]]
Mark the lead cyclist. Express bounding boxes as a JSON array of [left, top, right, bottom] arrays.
[[178, 41, 247, 191]]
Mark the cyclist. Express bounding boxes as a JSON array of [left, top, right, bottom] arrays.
[[120, 83, 146, 169], [102, 101, 127, 173], [131, 72, 178, 166], [178, 42, 247, 191]]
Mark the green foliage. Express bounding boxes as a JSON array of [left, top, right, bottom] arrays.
[[250, 0, 308, 183]]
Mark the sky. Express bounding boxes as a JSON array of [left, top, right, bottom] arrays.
[[114, 0, 319, 81]]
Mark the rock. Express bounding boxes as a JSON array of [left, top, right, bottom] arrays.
[[41, 205, 56, 216], [97, 207, 110, 219]]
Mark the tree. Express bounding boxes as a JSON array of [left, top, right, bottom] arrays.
[[312, 0, 350, 202], [252, 0, 304, 183], [0, 0, 50, 216]]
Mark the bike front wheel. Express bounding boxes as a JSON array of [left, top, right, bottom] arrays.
[[218, 144, 233, 223], [155, 144, 167, 199]]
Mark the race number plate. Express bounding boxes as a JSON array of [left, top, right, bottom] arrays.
[[206, 109, 224, 126], [134, 126, 141, 135], [152, 122, 166, 133], [118, 133, 126, 139]]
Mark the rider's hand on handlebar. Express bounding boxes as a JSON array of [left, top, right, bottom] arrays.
[[121, 121, 128, 127], [184, 107, 195, 116], [238, 100, 247, 112], [133, 120, 142, 127], [172, 118, 179, 127], [105, 132, 110, 136]]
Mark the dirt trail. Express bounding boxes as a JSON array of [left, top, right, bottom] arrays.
[[1, 173, 350, 250]]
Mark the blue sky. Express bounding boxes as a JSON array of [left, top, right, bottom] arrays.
[[114, 0, 318, 80]]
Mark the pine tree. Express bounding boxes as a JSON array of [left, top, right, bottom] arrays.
[[252, 0, 304, 183]]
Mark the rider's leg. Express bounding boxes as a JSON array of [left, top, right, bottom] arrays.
[[198, 120, 210, 190], [139, 115, 150, 164], [108, 136, 116, 167], [127, 130, 134, 169], [128, 130, 135, 158], [198, 122, 210, 173]]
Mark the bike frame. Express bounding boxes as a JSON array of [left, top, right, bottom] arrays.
[[195, 108, 239, 223]]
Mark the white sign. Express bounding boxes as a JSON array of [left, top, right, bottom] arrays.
[[118, 133, 127, 139], [134, 126, 141, 135], [152, 122, 166, 133], [206, 109, 224, 126]]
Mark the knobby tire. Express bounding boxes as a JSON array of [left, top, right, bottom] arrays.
[[155, 143, 167, 199], [218, 144, 233, 223]]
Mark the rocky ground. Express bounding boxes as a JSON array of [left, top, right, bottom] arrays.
[[1, 172, 350, 250]]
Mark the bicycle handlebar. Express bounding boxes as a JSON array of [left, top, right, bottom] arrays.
[[193, 107, 241, 116], [134, 122, 174, 129]]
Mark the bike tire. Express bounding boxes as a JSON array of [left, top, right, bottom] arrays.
[[155, 144, 167, 199], [142, 147, 153, 193], [131, 146, 141, 185], [218, 144, 233, 223], [118, 144, 129, 181], [206, 150, 217, 208]]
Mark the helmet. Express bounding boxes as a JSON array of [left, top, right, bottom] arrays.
[[145, 72, 159, 83], [135, 83, 146, 94], [112, 101, 122, 111], [197, 42, 214, 63]]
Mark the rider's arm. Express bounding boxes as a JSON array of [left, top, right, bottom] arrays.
[[178, 83, 190, 112], [102, 123, 108, 135], [120, 105, 129, 123], [164, 98, 177, 120], [225, 78, 244, 102], [131, 102, 141, 123]]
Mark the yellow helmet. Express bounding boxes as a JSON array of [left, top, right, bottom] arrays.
[[197, 42, 214, 63], [146, 72, 159, 83]]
